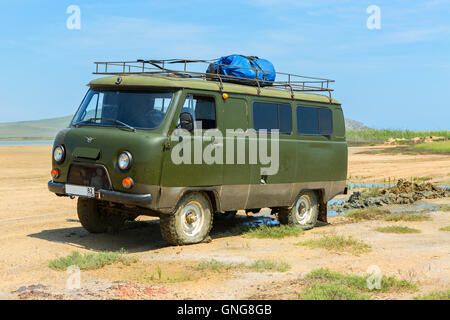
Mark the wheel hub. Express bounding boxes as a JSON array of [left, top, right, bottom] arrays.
[[295, 196, 311, 225], [181, 202, 204, 237], [185, 213, 198, 224]]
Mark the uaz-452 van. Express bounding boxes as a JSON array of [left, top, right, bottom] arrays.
[[48, 59, 347, 246]]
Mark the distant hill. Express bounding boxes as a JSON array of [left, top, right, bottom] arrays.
[[0, 115, 370, 140], [345, 119, 370, 130], [0, 116, 73, 140]]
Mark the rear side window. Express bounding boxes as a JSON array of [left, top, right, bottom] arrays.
[[297, 106, 333, 135], [253, 102, 292, 134]]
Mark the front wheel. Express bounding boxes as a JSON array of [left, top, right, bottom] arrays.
[[278, 190, 319, 230], [160, 192, 213, 245]]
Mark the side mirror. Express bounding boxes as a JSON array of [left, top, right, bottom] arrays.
[[179, 112, 194, 131]]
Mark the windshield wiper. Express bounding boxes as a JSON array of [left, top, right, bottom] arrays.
[[74, 118, 136, 132], [105, 119, 136, 132]]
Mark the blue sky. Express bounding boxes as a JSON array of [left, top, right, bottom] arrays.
[[0, 0, 449, 130]]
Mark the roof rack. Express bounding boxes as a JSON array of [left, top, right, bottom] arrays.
[[93, 59, 335, 101]]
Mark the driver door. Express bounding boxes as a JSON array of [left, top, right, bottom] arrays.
[[160, 91, 223, 188]]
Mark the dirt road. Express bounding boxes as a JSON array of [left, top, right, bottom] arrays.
[[0, 145, 448, 299]]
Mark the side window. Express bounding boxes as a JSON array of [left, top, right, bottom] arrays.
[[297, 106, 333, 135], [253, 102, 278, 132], [278, 104, 292, 134], [180, 95, 216, 129], [318, 108, 333, 135], [253, 102, 292, 134]]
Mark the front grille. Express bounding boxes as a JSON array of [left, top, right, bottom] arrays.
[[67, 163, 112, 190]]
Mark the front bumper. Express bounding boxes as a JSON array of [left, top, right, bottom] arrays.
[[48, 181, 152, 206]]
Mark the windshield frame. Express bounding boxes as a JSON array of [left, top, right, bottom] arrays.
[[71, 87, 176, 131]]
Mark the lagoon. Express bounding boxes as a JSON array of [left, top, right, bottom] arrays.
[[0, 140, 53, 146]]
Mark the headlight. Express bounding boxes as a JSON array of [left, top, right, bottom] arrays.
[[118, 151, 132, 170], [53, 145, 65, 163]]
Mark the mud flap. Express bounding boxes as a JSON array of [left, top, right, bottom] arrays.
[[318, 202, 328, 223]]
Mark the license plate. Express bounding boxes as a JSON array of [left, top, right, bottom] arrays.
[[65, 184, 96, 198]]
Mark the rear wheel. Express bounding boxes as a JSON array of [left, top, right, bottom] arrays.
[[160, 192, 213, 245], [278, 190, 319, 230], [77, 198, 126, 233]]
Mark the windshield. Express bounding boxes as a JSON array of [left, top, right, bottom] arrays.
[[72, 89, 174, 129]]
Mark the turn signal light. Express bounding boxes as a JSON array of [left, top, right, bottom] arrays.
[[222, 93, 229, 100], [51, 168, 60, 179], [122, 177, 134, 189]]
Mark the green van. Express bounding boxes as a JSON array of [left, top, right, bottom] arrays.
[[48, 60, 347, 245]]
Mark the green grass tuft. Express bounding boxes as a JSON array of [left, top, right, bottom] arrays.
[[439, 225, 450, 232], [49, 250, 137, 270], [384, 213, 430, 222], [295, 235, 371, 255], [242, 224, 304, 239], [414, 289, 450, 300], [413, 141, 450, 154], [306, 268, 417, 293], [440, 206, 450, 212], [346, 129, 450, 144], [345, 208, 390, 221], [299, 282, 371, 300], [249, 260, 291, 272], [374, 226, 421, 234]]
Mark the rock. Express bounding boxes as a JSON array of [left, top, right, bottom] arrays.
[[328, 180, 449, 212]]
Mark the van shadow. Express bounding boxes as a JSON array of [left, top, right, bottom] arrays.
[[28, 219, 167, 253], [27, 214, 280, 253]]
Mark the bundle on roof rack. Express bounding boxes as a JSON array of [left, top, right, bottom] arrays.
[[206, 55, 276, 87]]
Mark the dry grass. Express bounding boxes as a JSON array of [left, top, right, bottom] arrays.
[[90, 261, 202, 284], [384, 213, 430, 222], [345, 208, 390, 221], [195, 259, 244, 271], [196, 259, 291, 273], [249, 260, 291, 272], [374, 226, 421, 234]]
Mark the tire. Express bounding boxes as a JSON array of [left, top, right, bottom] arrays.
[[77, 198, 126, 233], [278, 190, 319, 230], [160, 192, 213, 245]]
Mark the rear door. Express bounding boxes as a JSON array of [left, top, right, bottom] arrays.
[[246, 100, 296, 209]]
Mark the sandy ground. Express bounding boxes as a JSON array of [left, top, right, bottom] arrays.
[[348, 146, 450, 185], [0, 145, 448, 300]]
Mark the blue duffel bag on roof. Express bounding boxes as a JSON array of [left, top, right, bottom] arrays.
[[206, 55, 276, 86]]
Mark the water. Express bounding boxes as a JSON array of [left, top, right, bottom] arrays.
[[348, 183, 394, 189], [327, 197, 347, 217], [0, 140, 53, 146], [390, 203, 443, 214], [246, 209, 280, 227]]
